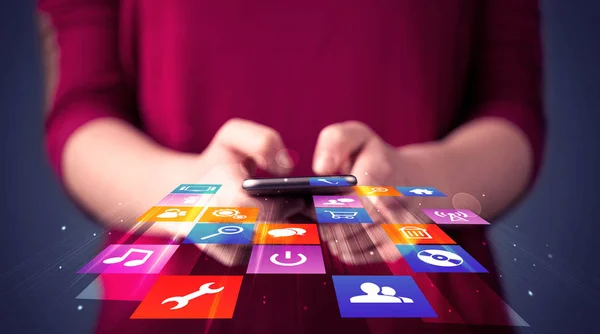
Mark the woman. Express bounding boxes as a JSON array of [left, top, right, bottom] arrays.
[[38, 0, 544, 333]]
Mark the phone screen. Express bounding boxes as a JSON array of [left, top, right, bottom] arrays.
[[242, 175, 357, 195]]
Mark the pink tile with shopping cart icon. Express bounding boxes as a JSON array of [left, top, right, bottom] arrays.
[[315, 207, 373, 223]]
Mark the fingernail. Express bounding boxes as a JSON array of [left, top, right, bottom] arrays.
[[314, 154, 336, 174], [276, 150, 294, 169]]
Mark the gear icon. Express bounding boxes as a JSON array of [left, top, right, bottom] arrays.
[[212, 208, 247, 220]]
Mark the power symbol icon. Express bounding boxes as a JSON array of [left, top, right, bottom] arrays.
[[270, 251, 307, 267]]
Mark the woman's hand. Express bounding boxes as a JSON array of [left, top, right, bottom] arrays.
[[310, 118, 533, 264], [311, 121, 452, 264], [312, 120, 452, 208], [194, 118, 296, 210], [147, 118, 306, 266]]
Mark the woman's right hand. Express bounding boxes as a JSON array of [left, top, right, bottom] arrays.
[[147, 118, 306, 266], [194, 118, 295, 209]]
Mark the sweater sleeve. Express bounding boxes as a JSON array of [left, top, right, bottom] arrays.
[[465, 0, 546, 182], [38, 0, 137, 179]]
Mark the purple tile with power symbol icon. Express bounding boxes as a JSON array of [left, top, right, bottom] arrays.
[[246, 245, 326, 274]]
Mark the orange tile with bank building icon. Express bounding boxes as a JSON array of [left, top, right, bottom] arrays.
[[381, 223, 456, 245]]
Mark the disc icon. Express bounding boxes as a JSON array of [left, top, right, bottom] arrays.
[[417, 249, 464, 267]]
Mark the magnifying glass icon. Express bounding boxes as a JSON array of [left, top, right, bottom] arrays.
[[200, 225, 244, 240], [367, 187, 389, 195]]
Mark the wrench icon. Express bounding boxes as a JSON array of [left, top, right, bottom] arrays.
[[161, 282, 224, 310]]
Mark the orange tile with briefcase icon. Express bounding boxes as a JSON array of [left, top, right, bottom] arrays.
[[137, 206, 204, 223]]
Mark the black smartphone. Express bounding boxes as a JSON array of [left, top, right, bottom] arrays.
[[242, 175, 357, 196]]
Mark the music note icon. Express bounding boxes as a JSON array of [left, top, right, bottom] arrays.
[[103, 248, 154, 267]]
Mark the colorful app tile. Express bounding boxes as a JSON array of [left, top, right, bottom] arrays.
[[137, 206, 203, 223], [76, 274, 160, 301], [332, 275, 436, 318], [156, 193, 212, 207], [354, 186, 402, 197], [247, 245, 326, 274], [309, 177, 350, 187], [396, 245, 487, 273], [422, 209, 489, 225], [254, 223, 320, 245], [136, 222, 195, 245], [199, 207, 260, 223], [315, 207, 373, 223], [78, 244, 178, 274], [131, 275, 243, 319], [313, 195, 363, 208], [183, 223, 254, 245], [171, 184, 221, 194], [381, 224, 456, 245], [395, 187, 446, 197]]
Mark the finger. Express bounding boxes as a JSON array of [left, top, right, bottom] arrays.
[[312, 121, 376, 175], [211, 118, 293, 176], [350, 137, 394, 186]]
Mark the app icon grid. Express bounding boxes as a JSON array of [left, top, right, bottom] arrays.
[[76, 183, 503, 321]]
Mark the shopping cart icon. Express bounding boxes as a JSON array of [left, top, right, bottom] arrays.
[[325, 210, 358, 220]]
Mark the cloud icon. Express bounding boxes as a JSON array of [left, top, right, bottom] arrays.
[[267, 228, 307, 237]]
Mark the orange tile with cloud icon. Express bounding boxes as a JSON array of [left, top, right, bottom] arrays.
[[254, 223, 320, 245], [137, 206, 204, 223], [353, 186, 402, 197], [199, 207, 260, 223], [381, 223, 456, 245]]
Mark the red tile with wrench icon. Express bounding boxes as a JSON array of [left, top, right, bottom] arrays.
[[131, 275, 243, 319]]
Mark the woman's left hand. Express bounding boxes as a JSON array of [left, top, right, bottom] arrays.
[[311, 121, 453, 264]]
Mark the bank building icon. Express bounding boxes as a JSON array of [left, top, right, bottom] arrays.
[[399, 226, 432, 240]]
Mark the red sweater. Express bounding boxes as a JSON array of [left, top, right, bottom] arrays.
[[39, 0, 544, 333]]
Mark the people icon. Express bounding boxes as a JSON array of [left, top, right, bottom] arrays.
[[324, 198, 356, 206], [350, 282, 414, 304]]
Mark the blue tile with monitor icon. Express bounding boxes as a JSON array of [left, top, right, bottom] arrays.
[[309, 177, 350, 187], [396, 245, 487, 273], [395, 187, 446, 197], [172, 184, 221, 194], [315, 207, 373, 223], [332, 275, 437, 318], [183, 223, 254, 244]]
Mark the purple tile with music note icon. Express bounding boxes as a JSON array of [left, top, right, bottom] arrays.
[[78, 244, 179, 274]]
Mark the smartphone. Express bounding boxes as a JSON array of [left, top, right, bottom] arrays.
[[242, 175, 357, 196]]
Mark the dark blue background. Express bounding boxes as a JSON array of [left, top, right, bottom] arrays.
[[1, 1, 599, 333]]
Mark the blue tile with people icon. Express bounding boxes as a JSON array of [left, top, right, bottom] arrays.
[[331, 275, 437, 318]]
